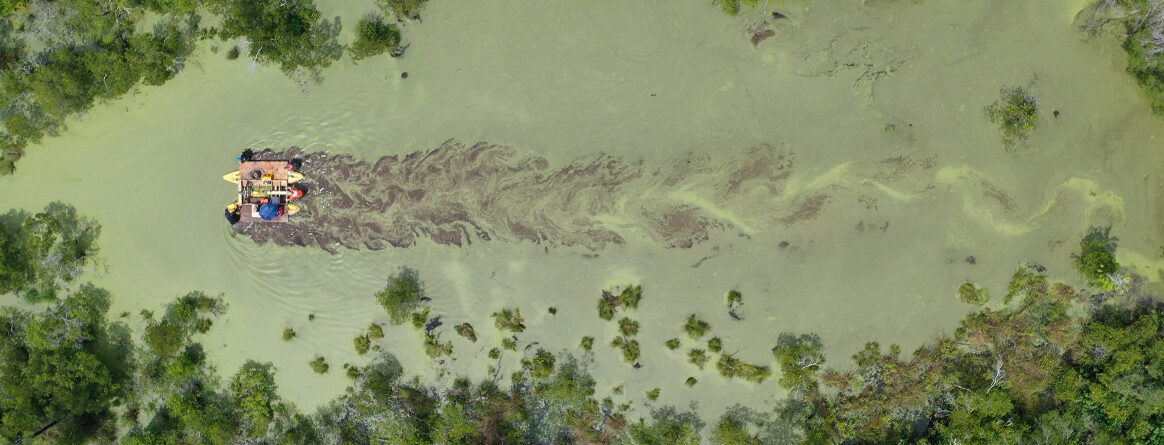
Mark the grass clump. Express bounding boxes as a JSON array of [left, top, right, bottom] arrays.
[[611, 336, 641, 364], [580, 336, 595, 351], [353, 335, 370, 355], [376, 266, 425, 325], [708, 337, 724, 353], [688, 349, 710, 369], [367, 323, 384, 339], [958, 281, 990, 305], [423, 333, 453, 358], [523, 349, 556, 379], [281, 327, 296, 341], [645, 388, 661, 401], [1073, 227, 1121, 291], [492, 308, 526, 333], [985, 85, 1039, 149], [598, 299, 615, 321], [309, 356, 329, 374], [349, 13, 401, 63], [618, 317, 640, 336], [685, 377, 698, 387], [377, 0, 429, 20], [665, 338, 681, 350], [717, 354, 771, 383], [410, 307, 431, 330], [684, 314, 711, 340], [226, 46, 240, 60], [726, 290, 743, 306], [618, 285, 643, 309], [715, 0, 759, 15], [455, 323, 477, 342], [488, 348, 501, 360], [501, 337, 518, 351], [345, 366, 359, 379]]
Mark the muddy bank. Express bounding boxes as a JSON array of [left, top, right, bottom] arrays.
[[236, 140, 939, 252]]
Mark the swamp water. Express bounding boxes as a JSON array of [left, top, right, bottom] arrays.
[[3, 0, 1164, 423]]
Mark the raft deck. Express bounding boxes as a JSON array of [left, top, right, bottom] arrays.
[[237, 160, 294, 223]]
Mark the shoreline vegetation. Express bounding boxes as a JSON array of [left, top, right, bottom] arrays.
[[0, 0, 427, 175], [1080, 0, 1164, 114], [3, 205, 1160, 443]]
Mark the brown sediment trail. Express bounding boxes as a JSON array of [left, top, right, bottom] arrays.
[[235, 140, 936, 252]]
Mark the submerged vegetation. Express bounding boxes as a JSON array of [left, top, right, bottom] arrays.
[[714, 0, 760, 16], [984, 85, 1039, 149]]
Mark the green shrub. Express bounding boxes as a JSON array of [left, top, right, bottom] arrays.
[[716, 354, 770, 383], [688, 349, 709, 369], [684, 314, 710, 340], [353, 335, 370, 355], [501, 337, 517, 351], [985, 86, 1039, 149], [488, 348, 501, 359], [958, 282, 990, 305], [715, 0, 759, 15], [375, 267, 425, 325], [621, 339, 641, 363], [708, 337, 723, 353], [726, 290, 743, 306], [646, 388, 661, 401], [349, 13, 401, 63], [410, 307, 431, 330], [309, 356, 329, 374], [665, 338, 681, 350], [1072, 227, 1120, 291], [618, 317, 640, 336], [597, 298, 615, 321], [580, 336, 595, 351], [367, 323, 384, 339], [685, 377, 698, 387], [282, 327, 296, 341], [492, 308, 526, 332], [618, 285, 643, 310], [376, 0, 429, 20], [423, 333, 452, 358]]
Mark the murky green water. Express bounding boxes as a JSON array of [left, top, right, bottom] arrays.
[[2, 0, 1163, 420]]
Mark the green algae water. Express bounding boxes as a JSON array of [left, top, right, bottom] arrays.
[[3, 0, 1164, 424]]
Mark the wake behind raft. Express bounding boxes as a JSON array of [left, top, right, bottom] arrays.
[[223, 150, 307, 224]]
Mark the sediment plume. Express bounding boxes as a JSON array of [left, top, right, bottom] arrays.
[[235, 139, 936, 252]]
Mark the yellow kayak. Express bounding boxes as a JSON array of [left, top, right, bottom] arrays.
[[225, 202, 300, 216], [222, 170, 306, 183]]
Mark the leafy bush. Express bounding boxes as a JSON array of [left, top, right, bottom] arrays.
[[209, 0, 342, 73], [375, 267, 425, 325], [580, 336, 595, 351], [282, 327, 296, 341], [985, 86, 1039, 149], [665, 338, 680, 350], [618, 285, 643, 309], [367, 323, 384, 339], [958, 281, 990, 305], [309, 356, 329, 374], [376, 0, 429, 20], [684, 314, 711, 340], [688, 349, 709, 369], [708, 337, 723, 353], [715, 0, 759, 15], [349, 13, 401, 63], [492, 308, 526, 332], [353, 335, 370, 355], [1072, 227, 1120, 291], [618, 317, 640, 336]]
